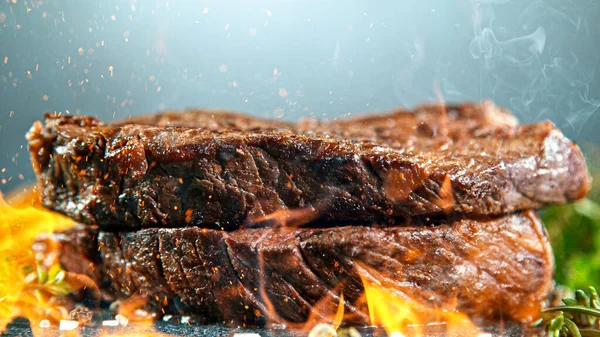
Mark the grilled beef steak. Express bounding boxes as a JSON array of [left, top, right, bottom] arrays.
[[27, 102, 590, 229], [53, 211, 553, 326]]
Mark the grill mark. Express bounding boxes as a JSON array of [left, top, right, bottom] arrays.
[[222, 232, 270, 326], [161, 230, 200, 308], [253, 231, 312, 322], [98, 232, 126, 297], [296, 230, 365, 301], [256, 145, 310, 210], [248, 148, 286, 213], [261, 230, 367, 323], [235, 145, 268, 219], [115, 231, 140, 296], [178, 229, 221, 321], [154, 232, 179, 311]]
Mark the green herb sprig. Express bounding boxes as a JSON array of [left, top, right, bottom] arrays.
[[542, 199, 600, 289], [534, 286, 600, 337], [28, 262, 74, 297]]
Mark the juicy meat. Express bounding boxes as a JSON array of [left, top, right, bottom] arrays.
[[55, 211, 554, 326], [27, 102, 590, 229]]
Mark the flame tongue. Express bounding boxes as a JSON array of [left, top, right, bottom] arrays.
[[357, 263, 481, 337], [0, 190, 76, 331]]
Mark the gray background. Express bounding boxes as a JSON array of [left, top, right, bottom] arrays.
[[1, 0, 599, 192]]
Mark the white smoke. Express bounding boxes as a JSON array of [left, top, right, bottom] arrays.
[[469, 0, 599, 134], [470, 27, 546, 67]]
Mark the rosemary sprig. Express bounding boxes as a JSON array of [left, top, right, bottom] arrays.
[[534, 286, 600, 337]]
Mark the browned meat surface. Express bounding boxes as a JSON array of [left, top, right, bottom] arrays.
[[26, 101, 590, 229], [55, 211, 554, 326]]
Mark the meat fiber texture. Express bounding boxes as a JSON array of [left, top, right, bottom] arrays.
[[53, 211, 554, 327], [26, 101, 591, 230]]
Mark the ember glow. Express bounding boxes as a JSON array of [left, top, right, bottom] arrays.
[[0, 189, 76, 331]]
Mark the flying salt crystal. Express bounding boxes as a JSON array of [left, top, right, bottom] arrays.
[[39, 320, 50, 328], [273, 107, 285, 118], [102, 320, 119, 327], [332, 42, 340, 69], [115, 314, 129, 326], [266, 10, 272, 16], [59, 320, 79, 331], [202, 7, 209, 14], [308, 323, 337, 337]]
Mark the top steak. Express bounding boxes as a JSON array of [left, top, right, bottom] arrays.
[[27, 102, 590, 229]]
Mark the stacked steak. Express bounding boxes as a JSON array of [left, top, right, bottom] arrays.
[[27, 101, 591, 327]]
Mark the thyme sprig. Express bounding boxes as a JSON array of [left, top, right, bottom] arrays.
[[26, 262, 74, 297], [534, 286, 600, 337]]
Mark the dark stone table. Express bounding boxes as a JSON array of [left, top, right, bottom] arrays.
[[1, 318, 539, 337]]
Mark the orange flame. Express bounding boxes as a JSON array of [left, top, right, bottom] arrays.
[[298, 291, 345, 332], [357, 263, 481, 337], [0, 187, 174, 337], [249, 207, 318, 228], [0, 188, 77, 332]]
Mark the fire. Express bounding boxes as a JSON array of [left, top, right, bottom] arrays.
[[297, 291, 345, 333], [249, 207, 317, 228], [0, 188, 77, 332], [1, 187, 482, 336], [0, 188, 176, 337], [357, 263, 481, 337]]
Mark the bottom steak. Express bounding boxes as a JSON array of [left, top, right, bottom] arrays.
[[55, 211, 553, 327]]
